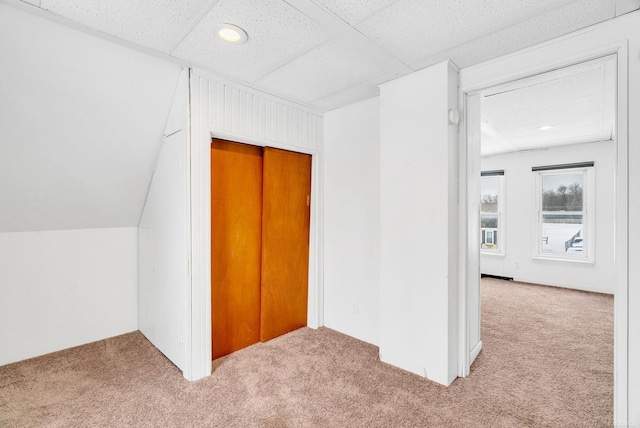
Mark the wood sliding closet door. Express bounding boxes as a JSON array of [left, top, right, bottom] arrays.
[[211, 140, 312, 359], [210, 140, 263, 359], [260, 147, 312, 342]]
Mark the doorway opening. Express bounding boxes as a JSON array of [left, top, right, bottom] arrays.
[[464, 54, 620, 424]]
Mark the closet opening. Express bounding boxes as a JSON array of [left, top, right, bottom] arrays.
[[210, 139, 312, 360]]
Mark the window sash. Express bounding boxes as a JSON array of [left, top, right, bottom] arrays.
[[537, 167, 590, 260], [480, 174, 504, 254]]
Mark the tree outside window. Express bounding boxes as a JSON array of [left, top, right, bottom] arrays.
[[538, 170, 588, 259]]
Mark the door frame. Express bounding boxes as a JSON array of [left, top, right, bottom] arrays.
[[185, 122, 323, 381], [457, 31, 629, 424]]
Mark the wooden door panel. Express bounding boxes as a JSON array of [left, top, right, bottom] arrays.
[[211, 139, 263, 359], [260, 147, 312, 342]]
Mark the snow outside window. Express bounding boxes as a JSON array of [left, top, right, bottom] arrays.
[[535, 165, 594, 262]]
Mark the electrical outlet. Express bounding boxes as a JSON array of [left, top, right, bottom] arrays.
[[515, 262, 520, 269], [352, 303, 359, 315]]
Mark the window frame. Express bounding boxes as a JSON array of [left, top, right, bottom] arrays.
[[534, 164, 595, 263], [480, 171, 505, 256]]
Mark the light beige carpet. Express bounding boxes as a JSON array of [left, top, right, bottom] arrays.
[[0, 278, 613, 427]]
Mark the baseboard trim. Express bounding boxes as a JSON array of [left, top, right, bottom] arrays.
[[470, 340, 483, 365]]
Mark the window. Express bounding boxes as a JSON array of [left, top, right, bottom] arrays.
[[480, 171, 504, 254], [484, 229, 495, 245], [534, 162, 594, 261]]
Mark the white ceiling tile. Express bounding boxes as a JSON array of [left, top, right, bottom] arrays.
[[255, 38, 385, 104], [15, 0, 626, 113], [358, 0, 579, 66], [313, 84, 380, 112], [313, 0, 396, 24], [412, 0, 616, 71], [500, 114, 605, 140], [480, 55, 615, 155], [39, 0, 211, 52], [486, 96, 603, 131], [171, 0, 329, 83], [483, 69, 604, 119]]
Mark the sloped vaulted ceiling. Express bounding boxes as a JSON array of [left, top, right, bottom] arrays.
[[0, 4, 182, 232]]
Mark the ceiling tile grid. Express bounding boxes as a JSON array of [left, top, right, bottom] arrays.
[[410, 0, 615, 71], [483, 69, 604, 117], [355, 0, 577, 67], [500, 116, 606, 141], [313, 0, 397, 25], [485, 96, 603, 132], [39, 0, 212, 52], [312, 83, 380, 111], [480, 55, 615, 156], [171, 0, 329, 83], [14, 0, 633, 113], [255, 38, 388, 105]]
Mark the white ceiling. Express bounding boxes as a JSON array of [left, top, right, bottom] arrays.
[[11, 0, 636, 112], [480, 56, 616, 156], [1, 0, 636, 234]]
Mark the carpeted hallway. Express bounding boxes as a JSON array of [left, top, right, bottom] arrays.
[[0, 278, 613, 427]]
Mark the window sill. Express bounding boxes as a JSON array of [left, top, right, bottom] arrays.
[[532, 255, 594, 265], [481, 251, 505, 258]]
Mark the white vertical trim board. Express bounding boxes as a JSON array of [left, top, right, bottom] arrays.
[[458, 92, 482, 377], [187, 70, 324, 381], [459, 13, 637, 425]]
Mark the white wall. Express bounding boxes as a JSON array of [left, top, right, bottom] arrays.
[[481, 141, 615, 294], [138, 69, 189, 373], [379, 61, 459, 386], [0, 227, 138, 366], [323, 97, 380, 346]]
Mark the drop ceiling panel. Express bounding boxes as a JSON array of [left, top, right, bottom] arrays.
[[486, 96, 602, 130], [313, 84, 380, 112], [418, 0, 616, 71], [501, 114, 606, 140], [483, 69, 604, 111], [356, 0, 577, 66], [39, 0, 211, 52], [313, 0, 396, 25], [483, 68, 605, 122], [171, 0, 329, 83], [11, 0, 631, 113], [255, 38, 385, 105], [480, 55, 615, 156]]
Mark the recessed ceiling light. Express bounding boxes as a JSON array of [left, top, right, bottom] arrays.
[[213, 23, 248, 44], [538, 125, 555, 131]]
